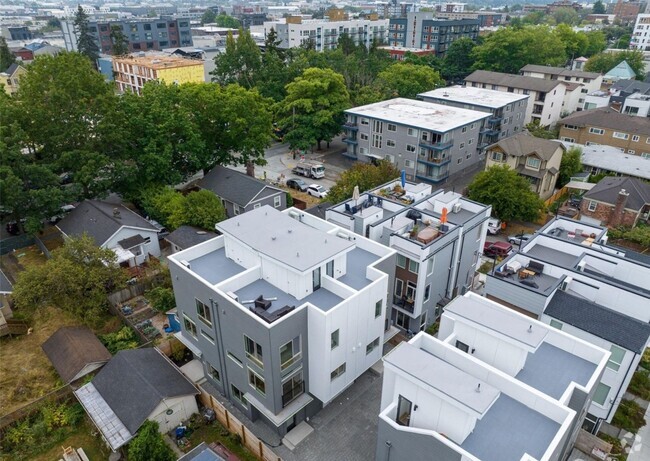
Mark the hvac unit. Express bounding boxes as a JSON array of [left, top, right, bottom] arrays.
[[577, 261, 586, 272], [560, 276, 572, 291], [452, 202, 462, 213]]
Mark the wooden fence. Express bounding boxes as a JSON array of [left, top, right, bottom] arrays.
[[198, 386, 282, 461], [0, 384, 74, 433]]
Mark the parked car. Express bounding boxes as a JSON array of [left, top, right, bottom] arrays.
[[483, 241, 513, 258], [307, 184, 328, 198], [508, 233, 533, 246], [286, 178, 308, 192], [487, 218, 502, 235]]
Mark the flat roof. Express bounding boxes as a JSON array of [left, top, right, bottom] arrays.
[[385, 342, 500, 415], [216, 206, 354, 272], [525, 244, 582, 269], [345, 98, 490, 132], [235, 278, 343, 313], [419, 86, 528, 109], [188, 247, 245, 285], [562, 141, 650, 181], [113, 54, 203, 69]]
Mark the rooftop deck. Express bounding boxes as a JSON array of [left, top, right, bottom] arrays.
[[189, 248, 245, 285], [525, 244, 581, 269], [516, 343, 596, 400], [494, 263, 560, 295], [235, 278, 343, 314], [338, 247, 379, 290], [460, 394, 560, 461]]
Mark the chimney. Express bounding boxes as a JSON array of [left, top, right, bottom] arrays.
[[113, 207, 121, 219], [608, 188, 629, 227]]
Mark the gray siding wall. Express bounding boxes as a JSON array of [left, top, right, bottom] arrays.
[[245, 189, 286, 212], [484, 276, 548, 317], [375, 418, 462, 461]]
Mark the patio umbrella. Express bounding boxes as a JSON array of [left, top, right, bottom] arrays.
[[401, 170, 406, 188], [352, 185, 360, 216]]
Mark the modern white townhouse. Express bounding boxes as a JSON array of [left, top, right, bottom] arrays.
[[327, 179, 491, 337], [484, 217, 650, 434], [343, 98, 490, 184], [465, 70, 567, 127], [418, 86, 529, 146], [376, 293, 609, 461], [167, 206, 395, 436]]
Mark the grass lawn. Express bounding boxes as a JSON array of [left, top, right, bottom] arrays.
[[184, 422, 259, 461], [29, 419, 110, 461]]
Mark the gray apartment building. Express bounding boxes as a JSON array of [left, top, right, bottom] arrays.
[[326, 179, 491, 336], [62, 17, 192, 55], [388, 12, 479, 57], [343, 98, 489, 184], [418, 86, 529, 146], [167, 206, 395, 436]]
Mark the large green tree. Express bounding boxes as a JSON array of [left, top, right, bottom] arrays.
[[0, 36, 15, 72], [128, 421, 175, 461], [211, 29, 261, 88], [12, 235, 126, 326], [552, 7, 581, 26], [593, 0, 606, 14], [73, 5, 99, 64], [110, 25, 129, 56], [471, 26, 567, 73], [215, 13, 241, 29], [585, 50, 646, 79], [276, 67, 350, 151], [467, 165, 545, 222], [441, 37, 476, 82], [139, 187, 226, 231], [558, 146, 582, 187], [376, 62, 444, 99], [327, 160, 400, 204], [201, 9, 217, 25]]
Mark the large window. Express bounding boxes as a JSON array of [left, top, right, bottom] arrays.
[[587, 201, 597, 212], [274, 195, 282, 208], [282, 371, 304, 407], [550, 319, 563, 330], [244, 335, 264, 368], [607, 345, 626, 372], [366, 337, 380, 355], [396, 254, 406, 269], [394, 278, 404, 297], [231, 385, 247, 406], [408, 260, 419, 274], [375, 300, 383, 318], [593, 383, 610, 406], [613, 131, 629, 140], [196, 299, 212, 326], [331, 329, 340, 349], [330, 363, 346, 381], [589, 127, 604, 135], [248, 368, 266, 396], [183, 314, 197, 338], [526, 157, 541, 169], [280, 337, 301, 371], [209, 364, 220, 382]]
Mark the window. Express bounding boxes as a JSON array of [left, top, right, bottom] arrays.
[[386, 139, 396, 148], [466, 152, 472, 160], [424, 285, 431, 302], [228, 351, 243, 367], [607, 345, 626, 372], [274, 195, 282, 208], [457, 158, 463, 165], [408, 259, 419, 274], [372, 134, 382, 149], [248, 368, 266, 395], [588, 201, 597, 212], [461, 126, 467, 133], [196, 299, 212, 326], [209, 365, 220, 382], [405, 159, 413, 168], [468, 139, 473, 145], [360, 133, 368, 140], [397, 254, 406, 268], [331, 329, 339, 349], [491, 152, 504, 162], [331, 363, 346, 380], [183, 315, 197, 338], [459, 142, 465, 149], [632, 135, 640, 142], [526, 157, 541, 169], [387, 123, 397, 132], [201, 330, 215, 344], [589, 127, 605, 135], [394, 278, 404, 297], [455, 340, 470, 353], [406, 144, 416, 153], [550, 319, 563, 330], [244, 335, 264, 368], [366, 337, 380, 355], [613, 131, 629, 140], [593, 383, 611, 406], [280, 337, 302, 370], [157, 22, 166, 29], [234, 204, 241, 215], [375, 300, 382, 318], [407, 128, 417, 137], [282, 371, 304, 407], [470, 123, 476, 129], [360, 118, 369, 125], [254, 204, 261, 209], [231, 385, 247, 406], [326, 260, 334, 277], [427, 259, 433, 275], [629, 150, 635, 154]]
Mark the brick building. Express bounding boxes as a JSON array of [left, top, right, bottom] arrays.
[[580, 176, 650, 227]]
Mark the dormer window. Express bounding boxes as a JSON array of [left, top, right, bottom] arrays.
[[526, 157, 541, 170]]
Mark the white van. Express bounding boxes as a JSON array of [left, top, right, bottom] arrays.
[[487, 218, 501, 235]]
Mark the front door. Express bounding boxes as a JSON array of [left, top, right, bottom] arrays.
[[396, 311, 410, 330], [397, 395, 412, 426], [287, 414, 298, 432], [313, 267, 321, 291]]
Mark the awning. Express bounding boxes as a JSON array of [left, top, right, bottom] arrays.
[[565, 180, 595, 191], [118, 234, 145, 250], [364, 152, 384, 160], [244, 391, 313, 427], [174, 331, 202, 358], [112, 247, 135, 264]]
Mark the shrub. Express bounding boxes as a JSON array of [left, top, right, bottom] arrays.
[[628, 369, 650, 401], [612, 399, 646, 434], [146, 286, 176, 313], [128, 420, 175, 461], [100, 326, 139, 354]]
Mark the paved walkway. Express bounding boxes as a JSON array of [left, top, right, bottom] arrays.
[[626, 404, 650, 461]]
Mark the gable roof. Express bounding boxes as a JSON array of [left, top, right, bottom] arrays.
[[92, 348, 198, 434], [546, 290, 650, 353], [57, 200, 156, 245], [2, 63, 21, 76], [304, 202, 333, 220], [199, 165, 283, 208], [584, 176, 650, 211], [487, 132, 564, 161], [520, 64, 601, 80], [465, 70, 565, 93], [165, 225, 217, 250], [41, 326, 111, 383], [605, 60, 636, 80], [560, 107, 650, 136], [611, 79, 650, 95]]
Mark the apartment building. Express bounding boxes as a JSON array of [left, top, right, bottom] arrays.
[[261, 16, 388, 51], [327, 179, 491, 335], [465, 70, 566, 126], [418, 86, 529, 145], [112, 54, 204, 94], [485, 133, 564, 200], [435, 11, 505, 27], [167, 206, 395, 435], [62, 18, 193, 55], [630, 13, 650, 51], [484, 217, 650, 433], [376, 294, 609, 461], [388, 12, 479, 57], [342, 98, 490, 184], [558, 107, 650, 154]]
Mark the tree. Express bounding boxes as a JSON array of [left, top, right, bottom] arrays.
[[73, 5, 99, 64], [376, 62, 444, 99], [139, 187, 226, 231], [471, 26, 567, 74], [146, 287, 176, 313], [201, 9, 217, 25], [553, 7, 580, 26], [12, 235, 126, 326], [558, 146, 582, 187], [327, 160, 400, 204], [128, 421, 175, 461], [0, 37, 15, 72], [526, 120, 559, 140], [276, 67, 350, 151], [441, 37, 476, 82], [181, 189, 226, 230], [554, 24, 588, 59], [585, 50, 646, 80], [593, 0, 606, 14], [211, 30, 261, 88], [215, 13, 241, 29], [110, 25, 129, 56], [467, 165, 545, 222]]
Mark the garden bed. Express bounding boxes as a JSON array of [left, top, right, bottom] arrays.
[[177, 414, 257, 461], [611, 399, 647, 434]]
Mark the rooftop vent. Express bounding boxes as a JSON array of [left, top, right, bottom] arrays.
[[113, 208, 121, 218]]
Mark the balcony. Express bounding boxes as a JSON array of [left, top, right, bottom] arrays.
[[417, 156, 450, 167], [393, 295, 415, 313], [343, 137, 358, 145], [282, 381, 305, 408], [419, 139, 453, 151], [487, 115, 503, 125], [416, 171, 449, 184], [342, 122, 358, 131], [480, 127, 499, 136]]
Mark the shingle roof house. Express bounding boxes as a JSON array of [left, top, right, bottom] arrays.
[[561, 107, 650, 136], [198, 166, 286, 217], [165, 225, 217, 253], [581, 176, 650, 227], [41, 326, 111, 383]]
